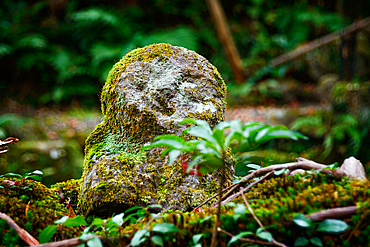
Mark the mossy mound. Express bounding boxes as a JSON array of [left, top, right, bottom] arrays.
[[0, 178, 81, 246], [106, 174, 370, 246], [51, 178, 82, 213], [80, 43, 232, 216]]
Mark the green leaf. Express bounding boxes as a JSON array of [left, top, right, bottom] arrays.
[[124, 206, 143, 214], [274, 168, 288, 176], [25, 174, 42, 182], [185, 126, 215, 143], [192, 233, 204, 244], [228, 231, 253, 246], [234, 204, 246, 215], [142, 139, 188, 151], [294, 237, 309, 246], [317, 219, 348, 233], [30, 170, 43, 175], [64, 216, 88, 227], [90, 218, 105, 228], [55, 216, 69, 224], [152, 223, 179, 233], [212, 129, 225, 149], [256, 228, 272, 242], [310, 237, 323, 247], [87, 237, 103, 247], [111, 213, 125, 226], [246, 164, 261, 170], [79, 226, 95, 240], [215, 121, 231, 131], [131, 229, 149, 246], [39, 225, 58, 243], [293, 214, 312, 228], [151, 235, 164, 246], [0, 173, 23, 179], [168, 150, 181, 165]]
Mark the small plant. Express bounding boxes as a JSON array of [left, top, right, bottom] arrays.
[[293, 214, 349, 247], [0, 170, 43, 190], [143, 118, 307, 247]]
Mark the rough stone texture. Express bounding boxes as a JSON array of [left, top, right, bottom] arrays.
[[79, 43, 232, 215]]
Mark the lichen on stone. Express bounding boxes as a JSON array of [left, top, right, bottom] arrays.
[[79, 43, 232, 216]]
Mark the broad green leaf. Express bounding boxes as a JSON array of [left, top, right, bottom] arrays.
[[310, 237, 323, 247], [39, 225, 57, 243], [294, 237, 309, 246], [125, 206, 143, 214], [274, 168, 288, 176], [55, 216, 69, 224], [317, 219, 348, 233], [168, 150, 181, 165], [0, 173, 23, 179], [185, 126, 215, 143], [87, 237, 103, 247], [228, 231, 253, 246], [79, 226, 94, 240], [142, 139, 188, 150], [151, 235, 164, 246], [246, 164, 261, 170], [215, 121, 231, 131], [154, 134, 185, 142], [90, 218, 105, 228], [111, 213, 125, 226], [131, 229, 149, 246], [234, 203, 246, 214], [192, 233, 204, 244], [293, 214, 312, 228], [26, 174, 42, 182], [212, 128, 225, 150], [29, 170, 43, 176], [152, 223, 179, 233], [256, 228, 272, 242], [64, 216, 87, 227]]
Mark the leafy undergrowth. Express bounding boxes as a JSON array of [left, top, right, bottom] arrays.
[[1, 172, 370, 246]]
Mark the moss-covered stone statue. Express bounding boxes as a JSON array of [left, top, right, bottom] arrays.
[[79, 43, 233, 215]]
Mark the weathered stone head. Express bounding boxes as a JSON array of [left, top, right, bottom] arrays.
[[79, 43, 231, 215]]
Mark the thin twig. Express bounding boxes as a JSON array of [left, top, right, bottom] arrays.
[[216, 171, 274, 208], [347, 210, 367, 241], [191, 182, 239, 212], [240, 189, 288, 247], [0, 211, 39, 246], [210, 166, 225, 247]]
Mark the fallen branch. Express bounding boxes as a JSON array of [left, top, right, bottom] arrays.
[[268, 17, 370, 68], [32, 236, 100, 247], [0, 211, 39, 246], [196, 157, 364, 212], [307, 206, 358, 222]]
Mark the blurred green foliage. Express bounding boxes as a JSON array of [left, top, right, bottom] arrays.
[[2, 0, 365, 107]]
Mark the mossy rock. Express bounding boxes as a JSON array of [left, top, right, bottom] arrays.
[[79, 43, 232, 216], [0, 178, 81, 246]]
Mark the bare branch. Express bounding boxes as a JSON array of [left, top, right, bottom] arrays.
[[0, 211, 39, 246]]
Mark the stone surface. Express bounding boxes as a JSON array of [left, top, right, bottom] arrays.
[[340, 156, 366, 180], [79, 43, 232, 215]]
